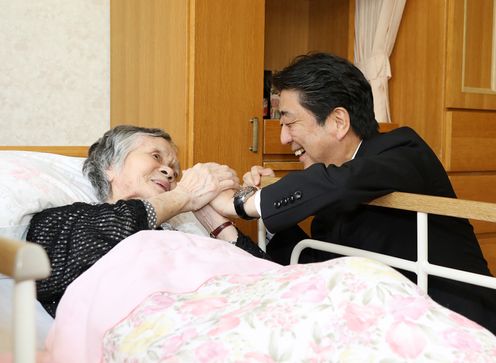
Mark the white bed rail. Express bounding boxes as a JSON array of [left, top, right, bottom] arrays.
[[259, 177, 496, 292], [0, 237, 51, 363]]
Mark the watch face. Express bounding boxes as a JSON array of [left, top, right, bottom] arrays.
[[234, 186, 257, 199], [233, 186, 258, 220]]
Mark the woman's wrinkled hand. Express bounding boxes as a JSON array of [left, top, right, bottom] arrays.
[[174, 163, 240, 211], [209, 188, 237, 218], [193, 204, 238, 241]]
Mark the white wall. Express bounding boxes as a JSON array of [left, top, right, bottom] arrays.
[[0, 0, 109, 146]]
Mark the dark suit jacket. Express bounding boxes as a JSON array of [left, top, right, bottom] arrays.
[[262, 127, 496, 334]]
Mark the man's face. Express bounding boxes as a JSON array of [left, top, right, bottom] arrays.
[[279, 89, 342, 168], [107, 135, 180, 202]]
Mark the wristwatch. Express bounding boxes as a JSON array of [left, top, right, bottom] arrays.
[[233, 186, 258, 220]]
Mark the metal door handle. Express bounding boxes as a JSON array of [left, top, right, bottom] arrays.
[[249, 117, 259, 153]]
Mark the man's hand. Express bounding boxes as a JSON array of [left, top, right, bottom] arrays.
[[243, 166, 275, 187]]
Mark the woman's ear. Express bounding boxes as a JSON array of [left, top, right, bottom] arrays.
[[106, 166, 115, 183], [332, 107, 351, 141]]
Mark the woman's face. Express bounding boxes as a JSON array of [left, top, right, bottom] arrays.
[[107, 135, 180, 202]]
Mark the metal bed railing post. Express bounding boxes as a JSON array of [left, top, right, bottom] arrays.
[[14, 281, 37, 363], [0, 237, 51, 363], [417, 212, 428, 292]]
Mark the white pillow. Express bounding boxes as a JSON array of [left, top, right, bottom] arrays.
[[0, 151, 99, 242]]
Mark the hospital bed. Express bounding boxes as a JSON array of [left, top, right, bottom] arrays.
[[1, 149, 496, 362]]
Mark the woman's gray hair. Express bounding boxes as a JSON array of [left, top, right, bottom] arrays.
[[83, 125, 173, 201]]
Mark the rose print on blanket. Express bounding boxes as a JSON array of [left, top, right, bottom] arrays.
[[103, 257, 496, 362], [182, 297, 229, 316], [386, 320, 428, 359], [389, 295, 432, 321], [195, 341, 229, 363], [280, 276, 329, 303], [342, 302, 384, 332]]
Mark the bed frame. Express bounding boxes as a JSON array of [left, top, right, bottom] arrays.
[[0, 237, 50, 363], [2, 148, 496, 362], [259, 176, 496, 292]]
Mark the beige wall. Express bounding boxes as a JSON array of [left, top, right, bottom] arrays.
[[0, 0, 109, 146]]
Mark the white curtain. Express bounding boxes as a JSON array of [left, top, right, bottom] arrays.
[[354, 0, 406, 123]]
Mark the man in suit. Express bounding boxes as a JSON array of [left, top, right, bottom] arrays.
[[212, 52, 496, 334]]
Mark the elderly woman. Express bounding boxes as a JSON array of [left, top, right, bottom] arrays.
[[27, 125, 268, 317]]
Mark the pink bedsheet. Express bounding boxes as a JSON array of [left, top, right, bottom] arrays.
[[45, 231, 279, 363]]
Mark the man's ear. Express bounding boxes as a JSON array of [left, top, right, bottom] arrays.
[[331, 107, 351, 141]]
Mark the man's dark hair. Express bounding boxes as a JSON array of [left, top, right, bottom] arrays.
[[272, 52, 379, 139]]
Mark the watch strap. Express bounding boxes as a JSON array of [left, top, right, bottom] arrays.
[[233, 186, 257, 220]]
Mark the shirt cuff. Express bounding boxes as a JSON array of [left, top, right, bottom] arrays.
[[141, 199, 158, 229], [254, 189, 262, 218], [254, 189, 275, 239]]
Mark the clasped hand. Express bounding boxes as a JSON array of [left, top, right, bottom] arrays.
[[209, 165, 275, 218], [174, 162, 240, 211]]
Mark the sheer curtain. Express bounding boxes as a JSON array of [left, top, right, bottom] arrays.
[[354, 0, 406, 123]]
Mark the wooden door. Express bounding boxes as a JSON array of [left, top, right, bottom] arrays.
[[389, 0, 448, 157], [192, 0, 265, 237], [446, 0, 496, 110], [110, 0, 190, 168], [191, 0, 265, 172]]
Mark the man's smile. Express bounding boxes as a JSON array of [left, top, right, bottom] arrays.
[[294, 147, 306, 157]]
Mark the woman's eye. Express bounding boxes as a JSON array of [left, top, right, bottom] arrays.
[[152, 154, 160, 161]]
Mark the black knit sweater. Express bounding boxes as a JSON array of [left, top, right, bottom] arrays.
[[27, 200, 269, 317]]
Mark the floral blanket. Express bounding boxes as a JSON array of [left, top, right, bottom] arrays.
[[45, 231, 496, 362], [102, 257, 496, 362]]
